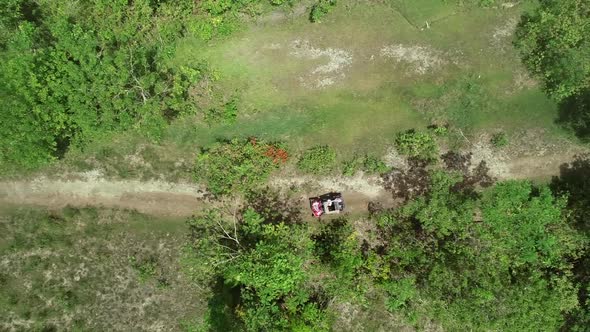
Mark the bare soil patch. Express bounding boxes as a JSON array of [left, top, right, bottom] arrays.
[[289, 39, 353, 88], [380, 44, 446, 75]]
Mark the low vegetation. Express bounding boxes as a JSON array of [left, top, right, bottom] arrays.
[[194, 138, 287, 196], [297, 145, 337, 175], [394, 130, 438, 162], [490, 131, 509, 147], [342, 154, 390, 176], [0, 207, 201, 331], [310, 0, 337, 23]]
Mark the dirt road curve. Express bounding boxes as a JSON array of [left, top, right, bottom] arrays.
[[0, 173, 391, 217], [0, 152, 578, 217]]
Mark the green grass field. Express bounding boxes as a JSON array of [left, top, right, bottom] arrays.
[[169, 0, 560, 144], [35, 0, 572, 180]]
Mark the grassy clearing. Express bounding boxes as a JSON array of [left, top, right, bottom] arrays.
[[19, 0, 580, 182], [168, 1, 570, 152], [0, 206, 204, 332]]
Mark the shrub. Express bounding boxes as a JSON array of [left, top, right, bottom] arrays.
[[129, 256, 158, 283], [394, 130, 438, 162], [194, 138, 287, 195], [342, 155, 363, 176], [490, 132, 508, 148], [297, 145, 337, 174], [343, 154, 389, 177], [363, 155, 390, 174], [428, 124, 449, 136], [383, 277, 418, 311], [204, 98, 239, 125], [309, 0, 337, 23]]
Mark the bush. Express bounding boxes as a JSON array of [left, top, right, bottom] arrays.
[[363, 155, 390, 174], [204, 98, 239, 125], [129, 256, 158, 283], [394, 130, 438, 162], [343, 155, 389, 177], [490, 132, 508, 148], [383, 277, 418, 311], [428, 124, 449, 136], [297, 145, 337, 174], [342, 156, 362, 176], [194, 138, 287, 195], [309, 0, 337, 23]]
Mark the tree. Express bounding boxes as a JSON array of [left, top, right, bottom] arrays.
[[370, 170, 585, 331], [551, 156, 590, 331], [185, 206, 329, 331], [515, 0, 590, 101], [0, 0, 203, 170], [478, 181, 584, 269]]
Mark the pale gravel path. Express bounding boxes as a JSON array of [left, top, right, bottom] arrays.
[[0, 174, 205, 217], [0, 171, 390, 217], [0, 150, 581, 217]]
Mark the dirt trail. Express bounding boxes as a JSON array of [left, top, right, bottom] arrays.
[[0, 173, 205, 217], [0, 152, 579, 217], [0, 171, 391, 217]]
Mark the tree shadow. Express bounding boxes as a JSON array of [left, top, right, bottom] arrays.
[[20, 0, 43, 26], [551, 155, 590, 331], [550, 154, 590, 232], [204, 279, 244, 332], [556, 89, 590, 141], [244, 187, 303, 225]]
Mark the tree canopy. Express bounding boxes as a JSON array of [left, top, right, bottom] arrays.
[[515, 0, 590, 102], [515, 0, 590, 139], [0, 0, 281, 171], [184, 168, 588, 331]]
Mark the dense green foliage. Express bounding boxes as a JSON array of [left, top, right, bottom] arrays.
[[297, 145, 337, 174], [186, 162, 589, 331], [0, 0, 286, 171], [0, 0, 203, 169], [368, 172, 585, 330], [310, 0, 337, 23], [394, 130, 438, 162], [551, 156, 590, 331], [194, 138, 286, 196], [185, 207, 330, 331], [515, 0, 590, 139], [342, 154, 390, 176], [515, 0, 590, 101]]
